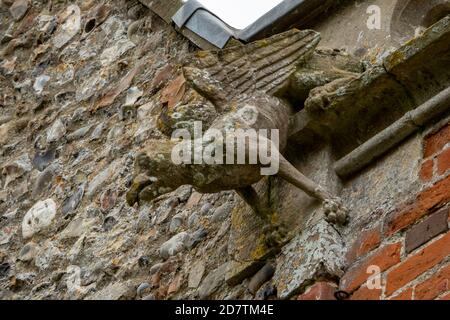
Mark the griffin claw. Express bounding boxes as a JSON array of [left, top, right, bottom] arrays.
[[323, 198, 348, 225]]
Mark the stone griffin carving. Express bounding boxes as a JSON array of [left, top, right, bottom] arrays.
[[127, 29, 349, 226]]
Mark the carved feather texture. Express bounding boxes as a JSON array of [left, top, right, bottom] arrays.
[[183, 29, 321, 105]]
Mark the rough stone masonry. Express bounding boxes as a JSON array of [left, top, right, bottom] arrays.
[[0, 0, 449, 300]]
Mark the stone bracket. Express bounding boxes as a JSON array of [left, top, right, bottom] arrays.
[[290, 15, 450, 177], [273, 219, 347, 299]]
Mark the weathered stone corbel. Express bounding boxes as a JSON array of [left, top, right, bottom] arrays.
[[273, 219, 347, 299], [290, 15, 450, 176], [284, 48, 364, 104]]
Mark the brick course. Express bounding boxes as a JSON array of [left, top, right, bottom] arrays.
[[414, 264, 450, 300], [437, 147, 450, 175], [340, 242, 402, 293], [440, 293, 450, 300], [297, 282, 337, 300], [420, 159, 434, 182], [405, 207, 449, 253], [388, 288, 413, 300], [351, 285, 381, 300], [424, 123, 450, 158], [346, 225, 381, 265], [385, 232, 450, 296], [384, 175, 450, 236]]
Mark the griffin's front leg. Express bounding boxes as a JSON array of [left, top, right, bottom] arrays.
[[236, 186, 288, 248], [278, 156, 348, 225], [236, 186, 271, 220]]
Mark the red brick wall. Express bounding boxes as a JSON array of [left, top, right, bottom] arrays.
[[297, 282, 338, 300], [297, 122, 450, 300], [343, 122, 450, 300]]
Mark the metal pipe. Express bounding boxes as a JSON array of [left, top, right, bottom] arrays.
[[334, 86, 450, 177]]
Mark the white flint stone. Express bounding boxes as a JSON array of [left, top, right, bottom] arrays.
[[53, 5, 81, 49], [33, 75, 50, 94], [22, 199, 57, 239], [169, 212, 185, 233], [47, 119, 66, 143], [35, 241, 61, 270], [87, 160, 119, 198], [159, 232, 190, 259], [100, 38, 135, 66], [66, 265, 82, 294], [60, 216, 98, 239], [189, 260, 205, 289], [123, 87, 143, 107], [137, 102, 158, 121]]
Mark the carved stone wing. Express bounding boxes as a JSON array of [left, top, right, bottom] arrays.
[[183, 29, 321, 106]]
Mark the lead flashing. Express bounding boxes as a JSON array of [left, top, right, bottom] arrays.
[[172, 0, 333, 49], [173, 0, 236, 49]]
